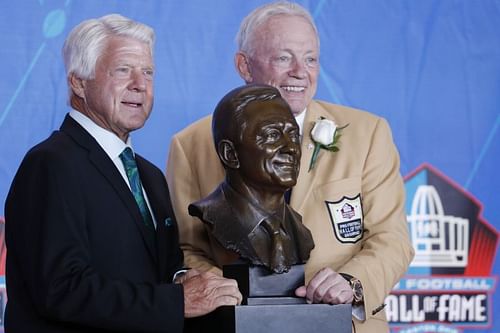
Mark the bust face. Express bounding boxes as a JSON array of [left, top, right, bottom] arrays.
[[236, 97, 301, 191]]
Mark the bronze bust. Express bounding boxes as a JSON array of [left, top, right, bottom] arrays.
[[189, 84, 314, 273]]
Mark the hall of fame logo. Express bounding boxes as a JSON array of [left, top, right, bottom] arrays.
[[325, 194, 364, 243], [387, 164, 498, 332]]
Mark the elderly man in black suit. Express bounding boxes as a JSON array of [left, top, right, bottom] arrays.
[[4, 14, 241, 333]]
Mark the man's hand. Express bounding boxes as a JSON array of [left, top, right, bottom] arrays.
[[181, 269, 242, 318], [295, 267, 353, 304]]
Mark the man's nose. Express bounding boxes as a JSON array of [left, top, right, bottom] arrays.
[[288, 59, 307, 79], [129, 69, 147, 91]]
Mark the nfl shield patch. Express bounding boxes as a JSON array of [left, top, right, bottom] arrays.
[[325, 194, 364, 243]]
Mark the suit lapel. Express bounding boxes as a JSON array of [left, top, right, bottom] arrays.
[[291, 102, 333, 212], [61, 115, 158, 264]]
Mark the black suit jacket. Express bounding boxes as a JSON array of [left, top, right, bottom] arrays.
[[5, 115, 184, 332]]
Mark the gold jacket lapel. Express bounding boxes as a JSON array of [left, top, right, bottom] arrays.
[[291, 101, 334, 211]]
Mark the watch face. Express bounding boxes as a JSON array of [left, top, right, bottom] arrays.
[[352, 279, 363, 302]]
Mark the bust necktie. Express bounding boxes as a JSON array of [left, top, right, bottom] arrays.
[[263, 218, 287, 273], [119, 147, 154, 228]]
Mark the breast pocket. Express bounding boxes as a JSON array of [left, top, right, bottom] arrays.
[[314, 177, 361, 200], [314, 177, 364, 244]]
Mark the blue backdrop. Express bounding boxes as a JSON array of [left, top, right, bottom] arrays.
[[0, 1, 498, 332]]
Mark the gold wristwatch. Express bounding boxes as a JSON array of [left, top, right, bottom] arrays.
[[341, 273, 364, 305]]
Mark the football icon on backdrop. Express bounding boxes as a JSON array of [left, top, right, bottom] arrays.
[[408, 185, 469, 268], [404, 164, 497, 276]]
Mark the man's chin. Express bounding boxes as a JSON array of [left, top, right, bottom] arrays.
[[283, 100, 307, 116], [124, 118, 148, 133]]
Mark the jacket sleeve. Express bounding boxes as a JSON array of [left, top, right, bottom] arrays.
[[338, 118, 415, 320]]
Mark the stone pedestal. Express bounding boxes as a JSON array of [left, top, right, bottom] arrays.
[[184, 303, 352, 333], [184, 262, 352, 333], [223, 261, 305, 303]]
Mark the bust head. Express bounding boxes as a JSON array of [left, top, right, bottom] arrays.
[[212, 84, 301, 195], [190, 84, 314, 274]]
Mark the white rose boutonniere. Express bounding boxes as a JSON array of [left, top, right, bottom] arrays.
[[308, 117, 348, 171]]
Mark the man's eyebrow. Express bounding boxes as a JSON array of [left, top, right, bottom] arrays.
[[260, 122, 286, 128], [114, 62, 154, 68]]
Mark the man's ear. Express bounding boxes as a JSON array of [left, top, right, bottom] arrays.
[[218, 139, 240, 169], [68, 73, 86, 99], [234, 52, 253, 83]]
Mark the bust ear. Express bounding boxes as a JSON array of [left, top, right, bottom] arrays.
[[218, 139, 240, 169], [234, 52, 253, 83]]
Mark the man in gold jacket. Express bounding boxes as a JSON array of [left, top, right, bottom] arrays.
[[166, 2, 415, 332]]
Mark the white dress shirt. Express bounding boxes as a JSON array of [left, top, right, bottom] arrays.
[[69, 110, 157, 228]]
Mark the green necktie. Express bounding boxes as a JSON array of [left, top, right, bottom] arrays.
[[119, 147, 154, 228]]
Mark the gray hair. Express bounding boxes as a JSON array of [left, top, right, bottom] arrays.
[[236, 1, 319, 56], [62, 14, 154, 80]]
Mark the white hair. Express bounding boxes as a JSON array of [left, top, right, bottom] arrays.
[[236, 1, 319, 56], [62, 14, 154, 80]]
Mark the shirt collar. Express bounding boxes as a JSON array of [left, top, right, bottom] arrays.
[[295, 108, 307, 136], [69, 110, 133, 159]]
